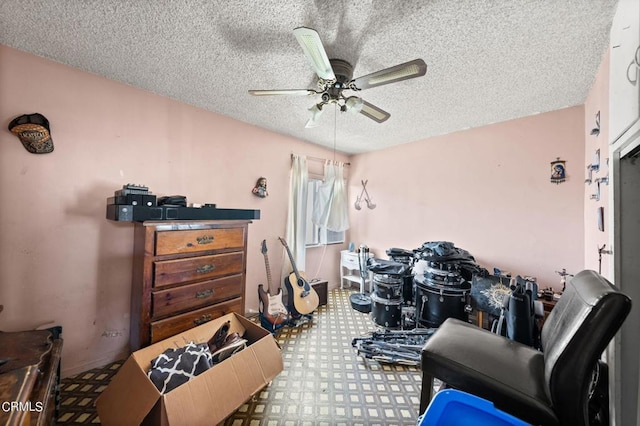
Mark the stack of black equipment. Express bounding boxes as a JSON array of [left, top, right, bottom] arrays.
[[107, 183, 157, 207], [413, 241, 487, 328], [366, 258, 411, 329], [106, 184, 260, 222]]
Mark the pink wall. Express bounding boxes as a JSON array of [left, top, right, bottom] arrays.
[[348, 107, 585, 291], [583, 51, 610, 278], [0, 43, 596, 378], [0, 45, 348, 376]]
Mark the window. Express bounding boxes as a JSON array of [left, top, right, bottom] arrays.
[[306, 178, 346, 246]]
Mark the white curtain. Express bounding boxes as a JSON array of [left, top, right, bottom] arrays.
[[285, 154, 309, 272], [312, 161, 350, 233]]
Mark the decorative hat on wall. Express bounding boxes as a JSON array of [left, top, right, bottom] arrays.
[[8, 113, 54, 154]]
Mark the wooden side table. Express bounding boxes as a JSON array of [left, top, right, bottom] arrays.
[[311, 280, 328, 306]]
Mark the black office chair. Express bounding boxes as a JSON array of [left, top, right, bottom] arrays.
[[420, 270, 631, 426]]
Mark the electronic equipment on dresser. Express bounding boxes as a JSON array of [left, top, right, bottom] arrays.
[[105, 184, 260, 222], [108, 183, 157, 207], [106, 204, 260, 222], [258, 239, 289, 327], [278, 237, 319, 317]]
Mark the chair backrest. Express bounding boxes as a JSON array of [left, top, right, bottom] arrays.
[[540, 270, 631, 424]]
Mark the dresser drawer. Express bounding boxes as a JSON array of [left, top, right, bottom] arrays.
[[341, 251, 360, 269], [152, 274, 243, 319], [154, 252, 244, 288], [149, 298, 243, 344], [155, 227, 245, 255]]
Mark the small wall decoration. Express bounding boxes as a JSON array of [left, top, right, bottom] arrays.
[[591, 149, 600, 172], [590, 180, 601, 201], [597, 207, 605, 232], [354, 180, 376, 210], [8, 113, 54, 154], [596, 157, 609, 186], [590, 111, 601, 136], [550, 158, 566, 184], [585, 165, 593, 184], [252, 177, 268, 198]]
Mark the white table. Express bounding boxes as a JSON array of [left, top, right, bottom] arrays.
[[340, 250, 374, 290]]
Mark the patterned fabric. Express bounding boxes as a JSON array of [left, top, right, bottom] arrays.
[[147, 342, 213, 394]]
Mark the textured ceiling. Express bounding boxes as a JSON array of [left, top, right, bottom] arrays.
[[0, 1, 617, 154]]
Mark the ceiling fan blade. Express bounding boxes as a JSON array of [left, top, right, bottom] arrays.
[[293, 27, 336, 81], [352, 59, 427, 90], [249, 89, 317, 96], [358, 100, 390, 123]]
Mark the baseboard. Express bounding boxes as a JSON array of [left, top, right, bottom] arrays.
[[61, 348, 129, 378]]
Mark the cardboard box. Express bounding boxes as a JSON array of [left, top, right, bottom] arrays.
[[96, 313, 283, 426]]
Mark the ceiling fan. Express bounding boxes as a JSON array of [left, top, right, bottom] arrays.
[[249, 27, 428, 128]]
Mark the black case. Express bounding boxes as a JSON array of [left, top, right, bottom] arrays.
[[106, 204, 260, 222]]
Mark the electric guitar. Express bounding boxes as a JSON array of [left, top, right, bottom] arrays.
[[257, 239, 289, 325], [278, 237, 319, 315]]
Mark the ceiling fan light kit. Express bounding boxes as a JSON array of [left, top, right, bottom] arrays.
[[345, 96, 363, 113], [305, 104, 324, 128], [249, 27, 427, 127]]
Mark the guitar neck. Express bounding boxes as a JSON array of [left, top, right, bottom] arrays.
[[280, 238, 303, 281], [263, 253, 275, 291]]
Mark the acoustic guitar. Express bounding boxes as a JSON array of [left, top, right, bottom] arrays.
[[257, 239, 289, 325], [278, 237, 319, 315]]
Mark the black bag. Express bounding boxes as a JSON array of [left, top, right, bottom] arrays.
[[366, 258, 410, 275], [493, 276, 543, 349], [158, 195, 187, 207]]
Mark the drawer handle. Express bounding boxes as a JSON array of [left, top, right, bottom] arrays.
[[194, 314, 212, 325], [197, 235, 215, 245], [196, 264, 216, 274], [196, 289, 214, 299]]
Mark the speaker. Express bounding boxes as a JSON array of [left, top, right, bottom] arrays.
[[106, 204, 133, 221]]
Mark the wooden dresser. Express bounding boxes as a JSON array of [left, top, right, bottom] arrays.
[[130, 220, 250, 350]]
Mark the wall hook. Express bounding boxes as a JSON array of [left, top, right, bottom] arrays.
[[585, 164, 593, 184], [591, 149, 600, 172], [590, 180, 601, 201], [596, 158, 609, 186]]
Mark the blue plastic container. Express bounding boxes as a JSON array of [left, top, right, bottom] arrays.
[[417, 389, 531, 426]]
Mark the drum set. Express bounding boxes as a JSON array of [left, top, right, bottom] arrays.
[[367, 247, 472, 330]]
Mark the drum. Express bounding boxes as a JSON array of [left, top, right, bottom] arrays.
[[414, 275, 471, 328], [370, 294, 403, 329], [425, 260, 462, 273], [373, 274, 403, 300], [386, 248, 415, 266], [385, 252, 415, 306], [402, 274, 415, 306], [422, 266, 463, 285]]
